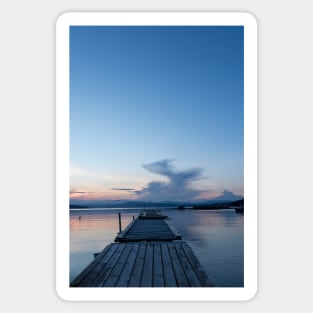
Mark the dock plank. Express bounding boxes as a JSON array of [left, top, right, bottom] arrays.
[[140, 243, 154, 287], [103, 244, 133, 287], [70, 243, 118, 287], [114, 219, 137, 242], [153, 244, 164, 287], [181, 242, 215, 287], [138, 209, 168, 219], [92, 243, 126, 287], [127, 243, 146, 287], [161, 243, 177, 287], [71, 242, 214, 287], [174, 242, 202, 287], [115, 217, 181, 242], [115, 244, 140, 287], [167, 242, 190, 287]]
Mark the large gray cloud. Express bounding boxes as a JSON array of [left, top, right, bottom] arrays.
[[135, 159, 205, 201]]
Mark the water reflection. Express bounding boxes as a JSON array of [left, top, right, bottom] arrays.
[[69, 208, 244, 287], [70, 209, 138, 231], [163, 209, 244, 287]]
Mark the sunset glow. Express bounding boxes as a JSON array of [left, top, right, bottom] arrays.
[[70, 26, 244, 204]]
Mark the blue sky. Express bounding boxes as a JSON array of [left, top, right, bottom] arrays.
[[70, 26, 244, 202]]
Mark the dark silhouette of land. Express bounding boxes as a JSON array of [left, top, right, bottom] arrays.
[[70, 198, 244, 211], [193, 198, 244, 211]]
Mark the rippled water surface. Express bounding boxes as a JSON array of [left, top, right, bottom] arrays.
[[70, 208, 244, 287]]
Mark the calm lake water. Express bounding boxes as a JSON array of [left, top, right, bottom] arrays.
[[70, 208, 244, 287]]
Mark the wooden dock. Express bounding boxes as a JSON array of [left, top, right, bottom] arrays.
[[138, 209, 168, 219], [70, 241, 214, 287], [115, 218, 181, 242], [70, 209, 215, 288]]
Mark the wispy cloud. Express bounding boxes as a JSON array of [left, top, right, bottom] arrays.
[[134, 159, 205, 201], [70, 190, 112, 194], [70, 191, 95, 194], [70, 161, 242, 202]]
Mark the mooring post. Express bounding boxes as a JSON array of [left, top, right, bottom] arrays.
[[133, 215, 135, 221], [118, 212, 122, 233]]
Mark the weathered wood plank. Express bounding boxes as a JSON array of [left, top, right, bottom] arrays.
[[103, 244, 133, 287], [70, 243, 118, 287], [181, 242, 215, 287], [115, 244, 140, 287], [139, 209, 168, 219], [174, 242, 202, 287], [164, 219, 182, 240], [153, 244, 164, 287], [92, 243, 126, 287], [71, 242, 214, 287], [127, 243, 146, 287], [160, 243, 177, 287], [115, 218, 181, 242], [114, 219, 137, 242], [140, 243, 153, 287], [167, 242, 189, 287]]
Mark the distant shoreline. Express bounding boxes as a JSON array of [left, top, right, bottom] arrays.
[[70, 198, 244, 211]]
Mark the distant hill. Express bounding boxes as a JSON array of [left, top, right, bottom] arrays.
[[193, 198, 244, 210], [229, 199, 244, 206], [70, 200, 181, 209], [69, 204, 90, 209], [69, 197, 244, 209]]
